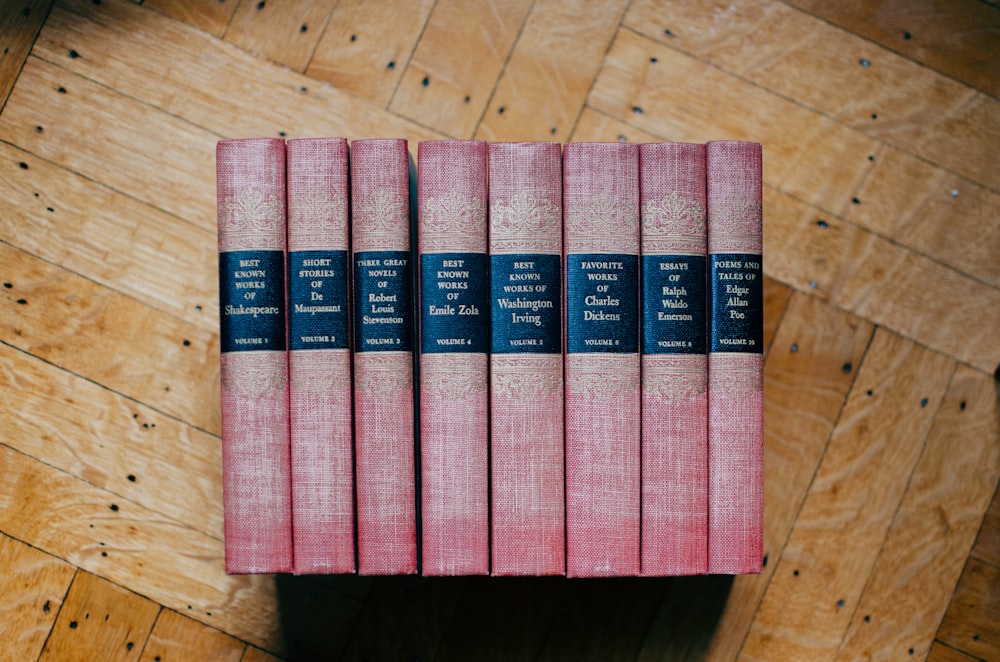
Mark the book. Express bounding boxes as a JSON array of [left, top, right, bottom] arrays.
[[639, 142, 708, 576], [351, 138, 418, 575], [216, 138, 293, 574], [286, 137, 354, 574], [706, 140, 764, 574], [417, 140, 490, 576], [488, 141, 564, 576], [563, 142, 641, 577]]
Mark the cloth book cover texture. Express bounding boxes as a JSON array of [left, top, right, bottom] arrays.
[[707, 140, 764, 574], [488, 142, 565, 576], [216, 138, 293, 574], [639, 142, 708, 576], [418, 140, 490, 575], [351, 139, 417, 575], [286, 138, 354, 574], [563, 142, 641, 577]]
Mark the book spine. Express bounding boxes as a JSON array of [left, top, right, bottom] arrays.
[[639, 142, 708, 576], [351, 138, 417, 575], [216, 138, 293, 574], [286, 138, 354, 574], [418, 140, 489, 576], [563, 142, 640, 577], [488, 142, 565, 576], [706, 140, 764, 574]]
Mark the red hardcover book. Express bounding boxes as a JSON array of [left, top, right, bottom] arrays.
[[563, 142, 640, 577], [351, 138, 417, 575], [639, 142, 708, 576], [418, 140, 489, 576], [286, 138, 354, 574], [488, 142, 564, 576], [216, 138, 293, 574], [707, 140, 764, 574]]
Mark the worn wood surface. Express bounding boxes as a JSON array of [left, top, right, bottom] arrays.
[[1, 0, 997, 659]]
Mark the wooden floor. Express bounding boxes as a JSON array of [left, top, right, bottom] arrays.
[[1, 0, 998, 659]]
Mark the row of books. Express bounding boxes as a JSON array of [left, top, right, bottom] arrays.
[[216, 137, 763, 577]]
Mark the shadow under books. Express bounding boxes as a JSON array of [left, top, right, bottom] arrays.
[[275, 571, 734, 660]]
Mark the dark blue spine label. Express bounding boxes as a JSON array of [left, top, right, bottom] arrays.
[[710, 253, 763, 353], [420, 252, 489, 354], [219, 250, 286, 353], [642, 255, 707, 355], [354, 250, 412, 352], [566, 253, 639, 354], [288, 250, 349, 351], [491, 254, 561, 354]]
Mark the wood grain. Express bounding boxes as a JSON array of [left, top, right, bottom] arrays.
[[0, 143, 218, 329], [140, 609, 245, 662], [836, 365, 1000, 660], [224, 0, 336, 72], [475, 0, 629, 143], [241, 645, 283, 662], [973, 485, 1000, 568], [639, 292, 874, 661], [589, 28, 999, 288], [389, 0, 533, 138], [0, 342, 224, 539], [39, 571, 159, 662], [0, 0, 52, 111], [761, 277, 791, 357], [742, 329, 955, 660], [144, 0, 237, 37], [785, 0, 1000, 98], [927, 642, 981, 662], [306, 0, 434, 107], [0, 534, 75, 662], [623, 0, 1000, 193], [573, 107, 1000, 373], [936, 557, 1000, 662], [0, 243, 221, 435]]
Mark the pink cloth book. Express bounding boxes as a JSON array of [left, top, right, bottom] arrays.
[[563, 142, 640, 577], [286, 138, 354, 574], [488, 142, 565, 576], [706, 140, 764, 574], [417, 140, 489, 576], [639, 142, 708, 576], [216, 138, 293, 574], [351, 138, 417, 575]]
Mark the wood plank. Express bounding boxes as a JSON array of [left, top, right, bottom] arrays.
[[33, 0, 440, 169], [39, 571, 159, 662], [1, 243, 220, 435], [435, 577, 564, 661], [338, 577, 468, 661], [0, 443, 362, 654], [762, 276, 792, 356], [936, 558, 1000, 662], [742, 328, 956, 660], [306, 0, 434, 108], [139, 609, 244, 662], [927, 642, 980, 662], [624, 0, 1000, 193], [785, 0, 1000, 98], [639, 292, 874, 661], [0, 0, 52, 111], [972, 484, 1000, 568], [0, 56, 218, 232], [0, 143, 218, 329], [474, 0, 629, 143], [572, 107, 1000, 374], [588, 28, 1000, 289], [241, 646, 283, 662], [0, 342, 224, 539], [388, 0, 533, 138], [144, 0, 237, 37], [0, 534, 76, 662], [536, 578, 664, 662], [224, 0, 336, 72], [837, 365, 1000, 660]]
